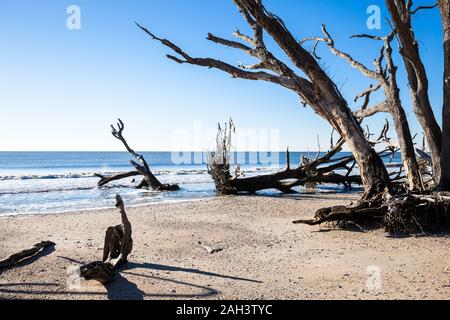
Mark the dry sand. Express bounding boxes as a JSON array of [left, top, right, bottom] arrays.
[[1, 193, 450, 300]]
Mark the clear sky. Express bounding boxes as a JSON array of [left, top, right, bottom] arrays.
[[0, 0, 444, 151]]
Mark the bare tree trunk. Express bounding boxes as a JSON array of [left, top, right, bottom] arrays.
[[389, 98, 423, 190], [439, 0, 450, 190], [313, 101, 390, 199], [386, 0, 442, 181], [232, 0, 391, 198]]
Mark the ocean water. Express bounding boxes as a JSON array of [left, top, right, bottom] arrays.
[[0, 151, 401, 215]]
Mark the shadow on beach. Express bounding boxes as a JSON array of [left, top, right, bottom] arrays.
[[0, 256, 260, 300]]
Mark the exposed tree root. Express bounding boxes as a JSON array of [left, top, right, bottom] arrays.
[[207, 120, 361, 195], [293, 191, 450, 234], [80, 195, 133, 284], [384, 193, 450, 234]]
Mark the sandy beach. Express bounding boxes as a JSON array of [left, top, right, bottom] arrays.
[[1, 193, 450, 300]]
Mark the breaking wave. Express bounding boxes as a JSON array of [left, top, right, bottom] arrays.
[[0, 166, 279, 181]]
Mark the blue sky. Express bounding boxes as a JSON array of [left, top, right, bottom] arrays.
[[0, 0, 444, 151]]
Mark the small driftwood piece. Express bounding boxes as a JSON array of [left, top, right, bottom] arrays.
[[107, 119, 180, 191], [0, 241, 55, 270], [198, 242, 223, 254], [206, 120, 400, 195], [80, 195, 133, 284]]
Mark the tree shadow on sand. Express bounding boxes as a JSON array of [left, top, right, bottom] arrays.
[[102, 261, 262, 300], [24, 256, 260, 300], [126, 262, 261, 283]]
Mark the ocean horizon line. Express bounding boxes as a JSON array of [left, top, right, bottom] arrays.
[[0, 150, 353, 153]]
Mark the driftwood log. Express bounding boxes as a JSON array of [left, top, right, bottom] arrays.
[[0, 241, 55, 271], [97, 119, 179, 191], [80, 195, 133, 284]]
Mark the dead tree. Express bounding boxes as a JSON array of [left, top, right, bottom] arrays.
[[80, 195, 133, 284], [136, 0, 391, 201], [301, 25, 423, 191], [386, 0, 443, 184], [292, 1, 447, 233], [206, 120, 403, 195], [99, 119, 179, 191], [138, 0, 450, 233]]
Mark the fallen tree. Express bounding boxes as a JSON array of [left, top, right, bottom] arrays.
[[207, 120, 358, 194], [80, 195, 133, 284], [138, 0, 450, 233], [96, 119, 179, 191], [301, 25, 423, 191]]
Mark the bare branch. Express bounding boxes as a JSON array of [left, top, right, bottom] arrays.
[[233, 30, 254, 46], [95, 171, 142, 187], [354, 83, 382, 110], [410, 3, 438, 14], [299, 36, 327, 60], [0, 241, 55, 271], [350, 34, 386, 41], [136, 22, 299, 91], [320, 25, 382, 80]]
